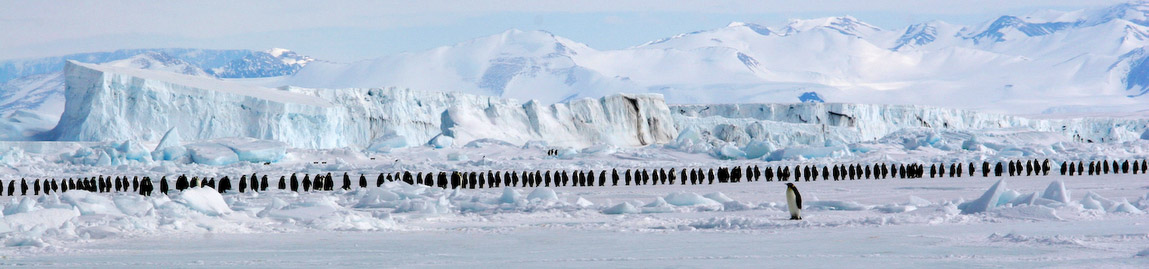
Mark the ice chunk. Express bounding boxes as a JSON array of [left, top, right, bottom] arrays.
[[1111, 199, 1144, 214], [96, 150, 113, 166], [642, 197, 675, 213], [175, 188, 233, 216], [1009, 192, 1038, 206], [0, 208, 79, 235], [1081, 192, 1116, 210], [367, 133, 408, 152], [526, 188, 558, 201], [117, 140, 151, 162], [961, 136, 980, 150], [704, 192, 734, 203], [214, 137, 287, 163], [664, 192, 721, 206], [429, 134, 454, 149], [152, 127, 188, 161], [673, 126, 702, 145], [354, 188, 401, 208], [1041, 180, 1070, 203], [875, 204, 917, 213], [186, 143, 239, 166], [59, 191, 122, 216], [498, 188, 523, 204], [908, 196, 932, 207], [714, 124, 750, 145], [0, 147, 26, 165], [4, 197, 38, 215], [741, 140, 777, 159], [668, 126, 710, 153], [574, 197, 594, 207], [602, 202, 640, 215], [393, 196, 450, 215], [960, 179, 1006, 214], [996, 190, 1021, 207], [721, 201, 753, 211], [1080, 195, 1104, 210], [993, 205, 1061, 221], [715, 143, 746, 160]]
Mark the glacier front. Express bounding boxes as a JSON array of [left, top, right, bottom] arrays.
[[50, 61, 676, 150]]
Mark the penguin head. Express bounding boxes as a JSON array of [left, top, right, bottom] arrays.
[[786, 183, 795, 188]]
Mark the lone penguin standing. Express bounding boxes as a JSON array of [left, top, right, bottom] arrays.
[[786, 183, 803, 220]]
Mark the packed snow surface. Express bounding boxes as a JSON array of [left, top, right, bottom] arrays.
[[1, 167, 1147, 267]]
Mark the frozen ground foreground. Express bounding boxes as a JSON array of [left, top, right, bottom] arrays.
[[2, 172, 1147, 267]]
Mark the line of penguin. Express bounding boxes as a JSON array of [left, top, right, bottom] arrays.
[[0, 159, 1144, 197]]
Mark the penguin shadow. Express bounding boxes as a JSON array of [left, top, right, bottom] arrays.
[[769, 217, 809, 222], [766, 214, 811, 222]]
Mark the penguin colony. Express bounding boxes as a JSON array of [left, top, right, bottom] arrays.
[[0, 159, 1144, 197]]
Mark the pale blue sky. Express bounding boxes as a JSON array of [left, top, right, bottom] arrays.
[[0, 0, 1128, 62]]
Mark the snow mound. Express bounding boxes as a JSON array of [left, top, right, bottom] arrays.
[[59, 191, 121, 216], [642, 197, 676, 213], [354, 188, 402, 208], [704, 192, 734, 203], [721, 201, 754, 211], [574, 197, 594, 207], [174, 188, 233, 216], [602, 202, 640, 215], [875, 204, 917, 213], [992, 205, 1061, 221], [1110, 199, 1144, 214], [807, 200, 874, 211], [499, 188, 523, 204]]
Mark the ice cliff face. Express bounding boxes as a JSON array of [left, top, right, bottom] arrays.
[[47, 60, 1147, 161], [670, 103, 1149, 151], [51, 61, 676, 149]]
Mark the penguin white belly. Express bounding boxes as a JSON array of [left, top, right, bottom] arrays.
[[786, 188, 801, 219]]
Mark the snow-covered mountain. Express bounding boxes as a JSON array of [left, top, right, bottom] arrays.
[[285, 30, 638, 104], [211, 48, 313, 78], [105, 52, 212, 77], [279, 1, 1149, 114]]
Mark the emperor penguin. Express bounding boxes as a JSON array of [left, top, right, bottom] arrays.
[[786, 183, 803, 220]]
